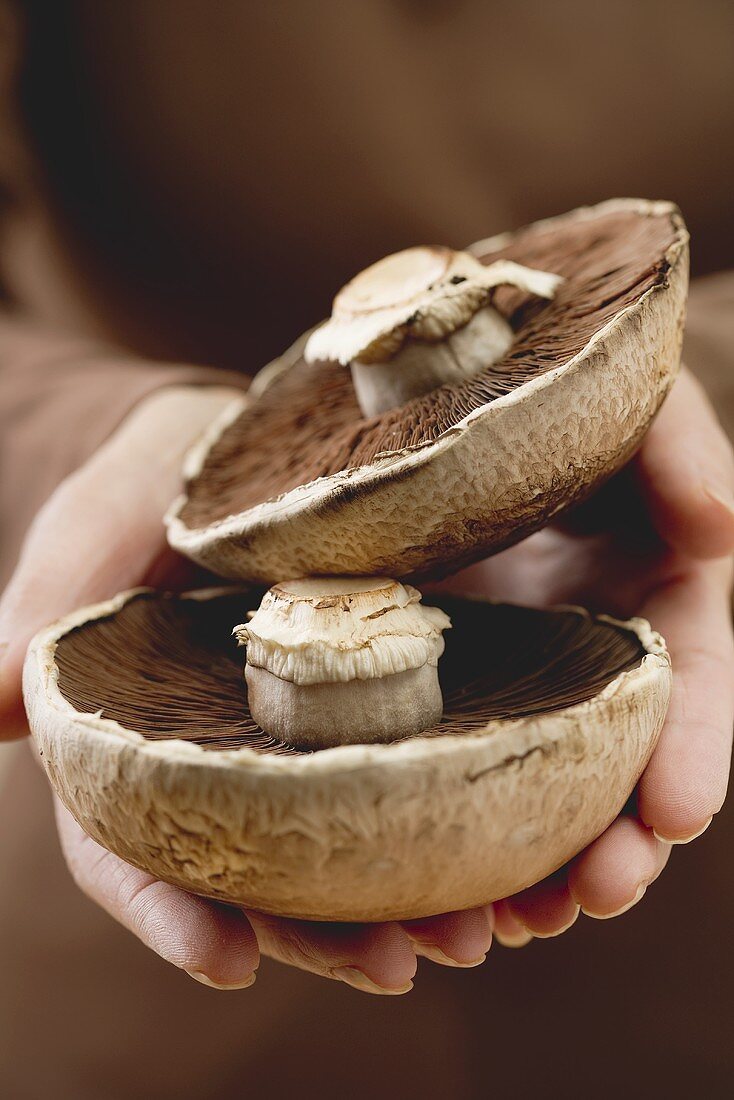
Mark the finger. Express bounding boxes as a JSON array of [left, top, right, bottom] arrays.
[[492, 899, 533, 949], [635, 367, 734, 559], [401, 905, 493, 968], [0, 386, 234, 739], [506, 872, 580, 938], [637, 557, 734, 842], [568, 815, 671, 918], [55, 800, 259, 989], [246, 911, 417, 996], [0, 475, 167, 741]]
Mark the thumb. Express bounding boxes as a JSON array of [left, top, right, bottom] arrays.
[[0, 385, 242, 739]]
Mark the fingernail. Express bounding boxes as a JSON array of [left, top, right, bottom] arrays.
[[582, 882, 647, 920], [331, 966, 413, 995], [653, 817, 713, 845], [525, 905, 581, 939], [185, 970, 257, 990], [704, 484, 734, 518], [416, 944, 487, 968], [494, 928, 533, 949]]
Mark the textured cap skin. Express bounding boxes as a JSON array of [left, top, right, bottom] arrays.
[[24, 590, 671, 922], [167, 199, 689, 585]]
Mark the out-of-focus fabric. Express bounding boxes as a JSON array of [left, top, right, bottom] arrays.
[[5, 0, 734, 367]]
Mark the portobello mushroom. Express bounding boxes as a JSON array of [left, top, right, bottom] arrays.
[[167, 198, 688, 584], [24, 197, 687, 923], [24, 587, 670, 922]]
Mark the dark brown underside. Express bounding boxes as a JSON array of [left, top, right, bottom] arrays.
[[54, 591, 646, 754], [179, 207, 676, 530]]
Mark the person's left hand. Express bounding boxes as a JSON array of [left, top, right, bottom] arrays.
[[0, 382, 493, 995], [437, 366, 734, 945]]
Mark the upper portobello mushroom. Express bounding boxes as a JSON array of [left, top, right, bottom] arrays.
[[166, 198, 689, 584], [24, 587, 670, 922]]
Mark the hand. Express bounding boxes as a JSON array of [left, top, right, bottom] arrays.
[[0, 383, 493, 993], [439, 367, 734, 944]]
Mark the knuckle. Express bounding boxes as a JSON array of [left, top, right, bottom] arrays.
[[273, 929, 325, 973], [255, 916, 328, 974], [115, 868, 160, 929], [62, 831, 110, 896]]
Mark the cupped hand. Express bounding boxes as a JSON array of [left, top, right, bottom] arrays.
[[0, 382, 492, 994], [439, 367, 734, 944]]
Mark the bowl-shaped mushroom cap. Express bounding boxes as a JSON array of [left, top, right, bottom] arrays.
[[24, 588, 671, 922], [167, 198, 689, 584]]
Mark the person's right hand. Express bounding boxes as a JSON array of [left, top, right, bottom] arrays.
[[438, 367, 734, 944], [0, 382, 494, 993]]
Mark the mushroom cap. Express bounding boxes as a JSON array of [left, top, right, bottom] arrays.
[[24, 587, 671, 922], [167, 198, 689, 585], [303, 247, 562, 365]]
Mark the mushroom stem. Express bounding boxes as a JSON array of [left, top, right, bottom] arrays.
[[235, 576, 451, 749], [350, 305, 513, 417], [304, 246, 562, 418], [245, 664, 443, 747]]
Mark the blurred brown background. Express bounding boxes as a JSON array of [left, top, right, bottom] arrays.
[[1, 1, 733, 1097], [4, 0, 734, 372]]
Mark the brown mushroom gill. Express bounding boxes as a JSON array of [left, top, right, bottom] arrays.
[[54, 591, 646, 754], [179, 208, 677, 531]]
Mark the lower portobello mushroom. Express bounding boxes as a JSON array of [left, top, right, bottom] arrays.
[[23, 197, 686, 922], [25, 587, 670, 922]]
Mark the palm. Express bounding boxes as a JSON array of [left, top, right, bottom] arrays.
[[0, 385, 492, 992]]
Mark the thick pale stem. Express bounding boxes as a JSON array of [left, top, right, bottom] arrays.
[[236, 576, 450, 750], [246, 663, 443, 749], [350, 305, 513, 417], [305, 247, 561, 417]]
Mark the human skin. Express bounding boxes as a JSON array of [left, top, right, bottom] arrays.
[[0, 367, 733, 992]]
